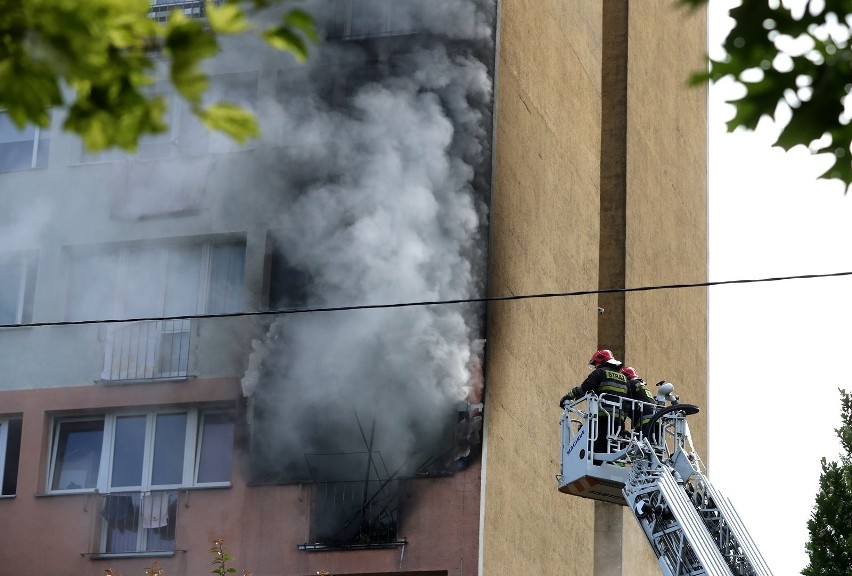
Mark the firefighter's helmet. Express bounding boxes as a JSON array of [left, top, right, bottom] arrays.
[[622, 366, 638, 380], [589, 349, 614, 367]]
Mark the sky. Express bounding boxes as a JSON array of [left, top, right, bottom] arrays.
[[706, 1, 852, 574]]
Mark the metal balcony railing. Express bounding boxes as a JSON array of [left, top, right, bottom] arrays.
[[95, 490, 179, 556], [302, 480, 402, 550], [102, 320, 190, 382]]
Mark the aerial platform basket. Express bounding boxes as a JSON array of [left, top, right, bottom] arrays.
[[557, 393, 699, 505]]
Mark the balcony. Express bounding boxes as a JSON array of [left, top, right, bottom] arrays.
[[300, 480, 404, 551], [102, 320, 190, 382], [92, 490, 179, 557]]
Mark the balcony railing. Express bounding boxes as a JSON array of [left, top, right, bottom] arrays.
[[302, 480, 403, 550], [94, 490, 179, 556], [102, 320, 190, 382]]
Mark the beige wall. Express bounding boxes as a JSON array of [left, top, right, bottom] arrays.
[[483, 1, 707, 575]]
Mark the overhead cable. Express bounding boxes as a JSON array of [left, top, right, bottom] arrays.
[[3, 270, 852, 330]]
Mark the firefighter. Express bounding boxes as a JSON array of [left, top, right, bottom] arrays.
[[621, 366, 656, 438], [559, 349, 630, 459]]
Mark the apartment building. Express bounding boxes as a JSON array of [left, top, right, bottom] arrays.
[[0, 2, 707, 575]]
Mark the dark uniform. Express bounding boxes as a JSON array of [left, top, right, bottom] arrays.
[[561, 360, 630, 457], [626, 376, 656, 438]]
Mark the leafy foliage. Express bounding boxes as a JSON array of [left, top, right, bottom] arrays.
[[0, 0, 316, 151], [681, 0, 852, 191], [802, 389, 852, 576], [211, 538, 252, 576]]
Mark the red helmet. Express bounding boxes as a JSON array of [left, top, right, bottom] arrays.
[[589, 349, 614, 367], [621, 366, 638, 380]]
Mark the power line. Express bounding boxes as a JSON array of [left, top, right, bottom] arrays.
[[3, 270, 852, 330]]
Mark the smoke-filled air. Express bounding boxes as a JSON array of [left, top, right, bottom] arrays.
[[238, 0, 496, 483]]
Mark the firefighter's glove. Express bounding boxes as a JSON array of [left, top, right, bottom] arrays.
[[560, 388, 581, 408]]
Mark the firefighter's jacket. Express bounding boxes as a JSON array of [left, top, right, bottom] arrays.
[[627, 377, 656, 428], [571, 361, 630, 418]]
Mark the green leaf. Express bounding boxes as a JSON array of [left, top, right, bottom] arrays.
[[0, 0, 314, 152], [263, 26, 309, 61], [284, 9, 319, 42], [198, 102, 260, 142], [165, 13, 217, 104], [206, 2, 248, 35]]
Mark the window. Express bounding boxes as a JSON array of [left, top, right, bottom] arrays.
[[64, 237, 245, 380], [65, 237, 245, 322], [0, 417, 22, 496], [0, 251, 37, 325], [0, 111, 50, 172], [265, 230, 310, 310], [327, 0, 416, 40], [49, 408, 235, 493], [48, 408, 235, 553], [148, 0, 207, 24]]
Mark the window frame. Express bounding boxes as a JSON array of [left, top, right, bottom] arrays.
[[0, 417, 22, 497], [48, 416, 108, 493], [47, 407, 235, 496], [328, 0, 416, 41], [0, 251, 37, 326], [64, 237, 246, 322], [0, 110, 49, 172], [63, 236, 245, 382]]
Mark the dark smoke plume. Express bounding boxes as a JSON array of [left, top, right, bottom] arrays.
[[238, 0, 496, 485]]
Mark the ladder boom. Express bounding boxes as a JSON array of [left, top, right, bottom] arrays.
[[558, 392, 773, 576]]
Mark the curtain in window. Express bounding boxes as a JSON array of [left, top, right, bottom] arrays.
[[207, 242, 245, 313]]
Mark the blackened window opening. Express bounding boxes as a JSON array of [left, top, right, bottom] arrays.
[[306, 479, 401, 549], [2, 418, 22, 496]]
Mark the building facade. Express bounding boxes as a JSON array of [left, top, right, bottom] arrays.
[[0, 1, 706, 575]]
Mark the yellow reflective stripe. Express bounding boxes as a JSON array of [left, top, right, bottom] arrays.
[[598, 384, 628, 394]]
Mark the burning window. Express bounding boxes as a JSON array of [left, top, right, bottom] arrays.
[[0, 417, 22, 497], [0, 111, 49, 172]]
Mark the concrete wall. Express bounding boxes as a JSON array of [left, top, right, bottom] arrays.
[[483, 1, 707, 575]]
